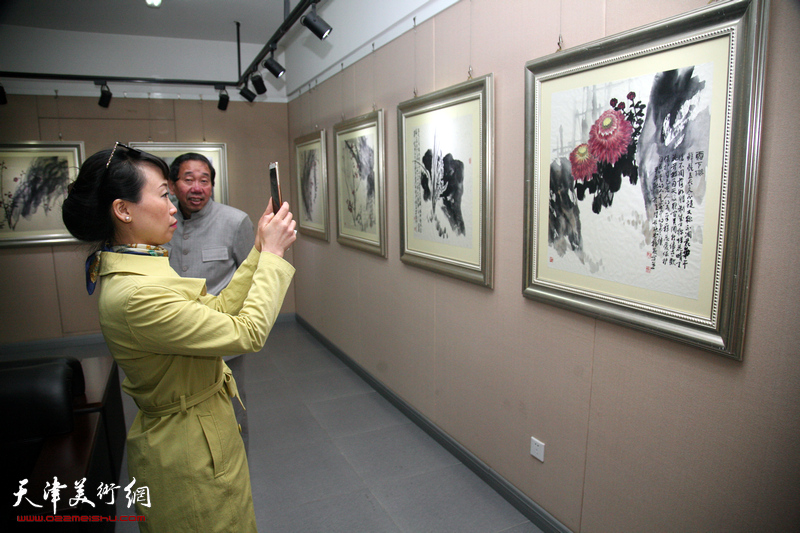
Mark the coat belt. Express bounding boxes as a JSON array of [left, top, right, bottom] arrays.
[[138, 367, 243, 417]]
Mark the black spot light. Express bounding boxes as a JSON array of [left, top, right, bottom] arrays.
[[301, 4, 332, 40]]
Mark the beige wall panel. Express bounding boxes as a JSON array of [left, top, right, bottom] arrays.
[[375, 32, 415, 108], [0, 247, 62, 343], [351, 54, 378, 118], [292, 237, 332, 328], [336, 68, 358, 122], [472, 0, 561, 75], [0, 95, 41, 141], [292, 90, 319, 136], [36, 94, 175, 122], [605, 0, 706, 37], [435, 285, 594, 530], [304, 244, 362, 357], [38, 118, 176, 154], [552, 0, 605, 53], [414, 17, 436, 97], [433, 0, 471, 88], [357, 256, 438, 415], [52, 244, 101, 335], [582, 326, 752, 531]]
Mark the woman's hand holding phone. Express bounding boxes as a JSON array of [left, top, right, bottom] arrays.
[[255, 201, 296, 257]]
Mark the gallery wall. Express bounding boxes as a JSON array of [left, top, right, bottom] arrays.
[[0, 96, 294, 344], [287, 0, 799, 531]]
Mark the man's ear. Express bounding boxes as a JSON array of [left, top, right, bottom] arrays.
[[111, 199, 131, 223], [167, 179, 176, 195]]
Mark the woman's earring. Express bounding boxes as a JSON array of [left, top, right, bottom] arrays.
[[125, 216, 131, 222]]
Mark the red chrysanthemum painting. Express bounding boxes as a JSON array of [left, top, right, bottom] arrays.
[[587, 109, 633, 165], [569, 143, 597, 181]]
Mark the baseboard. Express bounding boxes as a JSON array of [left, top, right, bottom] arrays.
[[295, 314, 572, 533]]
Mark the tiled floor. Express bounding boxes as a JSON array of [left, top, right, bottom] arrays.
[[112, 318, 543, 532]]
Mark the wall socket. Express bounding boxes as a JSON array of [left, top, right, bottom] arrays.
[[530, 436, 545, 462]]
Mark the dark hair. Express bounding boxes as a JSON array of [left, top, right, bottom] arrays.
[[169, 153, 216, 186], [61, 146, 169, 250]]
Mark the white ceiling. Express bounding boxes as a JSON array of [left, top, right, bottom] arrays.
[[0, 0, 287, 45]]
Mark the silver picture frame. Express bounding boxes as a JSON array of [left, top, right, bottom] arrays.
[[398, 74, 495, 287], [334, 110, 387, 257], [0, 141, 85, 247], [294, 130, 329, 241], [523, 0, 769, 359]]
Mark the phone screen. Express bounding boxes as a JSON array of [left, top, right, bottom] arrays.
[[269, 162, 282, 212]]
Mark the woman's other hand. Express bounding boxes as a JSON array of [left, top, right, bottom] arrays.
[[255, 201, 296, 257]]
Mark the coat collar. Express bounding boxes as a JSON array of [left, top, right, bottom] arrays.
[[98, 252, 208, 297]]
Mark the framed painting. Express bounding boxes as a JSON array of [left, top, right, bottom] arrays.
[[523, 0, 768, 359], [398, 74, 494, 287], [334, 110, 387, 257], [128, 142, 229, 205], [294, 130, 329, 241], [0, 141, 85, 247]]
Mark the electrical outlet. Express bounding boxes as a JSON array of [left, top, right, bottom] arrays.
[[530, 436, 545, 462]]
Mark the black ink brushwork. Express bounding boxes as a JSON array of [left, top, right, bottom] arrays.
[[1, 156, 70, 230]]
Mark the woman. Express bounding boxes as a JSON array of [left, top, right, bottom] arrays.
[[62, 143, 296, 532]]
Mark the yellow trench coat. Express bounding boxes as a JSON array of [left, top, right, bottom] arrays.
[[97, 248, 294, 532]]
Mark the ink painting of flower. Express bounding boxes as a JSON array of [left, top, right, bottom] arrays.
[[588, 109, 633, 166], [569, 144, 597, 182]]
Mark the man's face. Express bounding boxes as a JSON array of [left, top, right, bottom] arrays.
[[169, 160, 213, 218]]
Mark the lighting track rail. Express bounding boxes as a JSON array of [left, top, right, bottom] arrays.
[[0, 0, 329, 103]]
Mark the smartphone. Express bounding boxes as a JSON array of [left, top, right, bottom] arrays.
[[269, 162, 282, 213]]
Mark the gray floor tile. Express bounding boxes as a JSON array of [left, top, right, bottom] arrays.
[[263, 322, 325, 352], [286, 366, 374, 404], [270, 345, 346, 376], [499, 522, 548, 533], [256, 488, 402, 533], [334, 423, 461, 483], [307, 390, 411, 438], [246, 370, 304, 406], [248, 399, 331, 454], [244, 351, 283, 384], [371, 464, 532, 533], [249, 438, 366, 511]]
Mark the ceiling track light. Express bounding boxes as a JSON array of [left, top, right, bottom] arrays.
[[301, 3, 332, 40], [239, 84, 256, 103], [263, 51, 285, 79], [250, 73, 267, 95], [217, 87, 229, 111], [97, 82, 112, 108]]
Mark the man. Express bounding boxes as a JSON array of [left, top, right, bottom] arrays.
[[164, 152, 254, 452]]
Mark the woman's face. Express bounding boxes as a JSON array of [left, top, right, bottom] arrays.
[[126, 164, 178, 245]]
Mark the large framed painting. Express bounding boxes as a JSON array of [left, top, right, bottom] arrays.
[[398, 74, 494, 287], [334, 110, 387, 257], [523, 0, 768, 359], [128, 142, 229, 205], [0, 141, 85, 247], [294, 130, 329, 241]]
